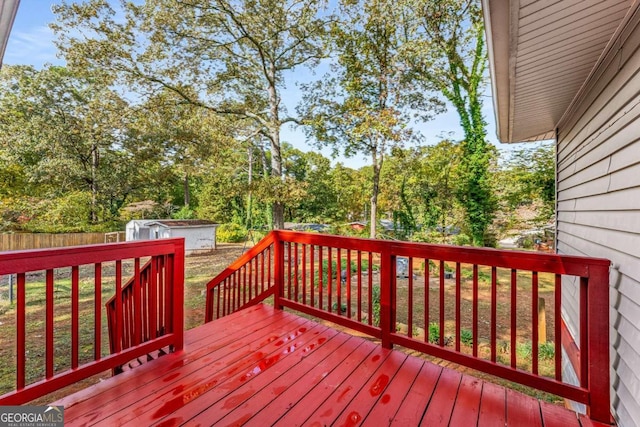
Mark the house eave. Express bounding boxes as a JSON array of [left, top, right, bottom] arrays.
[[0, 0, 20, 68], [483, 0, 636, 143]]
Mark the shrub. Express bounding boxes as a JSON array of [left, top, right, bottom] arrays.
[[428, 323, 440, 344], [460, 328, 473, 346], [172, 206, 196, 219], [371, 285, 381, 326], [217, 223, 247, 243], [539, 342, 555, 360], [452, 233, 472, 246]]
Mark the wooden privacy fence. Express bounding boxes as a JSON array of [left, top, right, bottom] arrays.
[[0, 232, 124, 251]]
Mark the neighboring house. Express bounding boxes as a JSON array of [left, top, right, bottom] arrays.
[[126, 219, 218, 253], [283, 222, 330, 232], [483, 1, 640, 425]]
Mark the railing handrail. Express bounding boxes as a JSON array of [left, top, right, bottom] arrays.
[[205, 232, 275, 292], [0, 239, 184, 274], [206, 230, 611, 423], [0, 238, 185, 405], [273, 230, 611, 275]]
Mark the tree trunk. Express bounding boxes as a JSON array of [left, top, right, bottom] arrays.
[[267, 72, 284, 230], [90, 143, 98, 223], [183, 172, 190, 207], [370, 149, 382, 239], [246, 145, 253, 229]]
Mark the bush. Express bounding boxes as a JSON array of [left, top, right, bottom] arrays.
[[460, 328, 473, 346], [371, 285, 381, 326], [172, 206, 196, 219], [452, 233, 472, 246], [217, 223, 247, 243], [428, 323, 440, 344]]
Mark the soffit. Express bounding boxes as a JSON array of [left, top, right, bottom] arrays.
[[0, 0, 20, 68], [484, 0, 635, 143]]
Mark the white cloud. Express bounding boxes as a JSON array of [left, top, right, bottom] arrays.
[[4, 24, 63, 67]]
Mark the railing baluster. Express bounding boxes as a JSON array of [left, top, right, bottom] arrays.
[[17, 272, 26, 390], [337, 248, 341, 315], [455, 263, 461, 351], [472, 264, 478, 357], [115, 261, 123, 353], [46, 269, 54, 377], [554, 273, 562, 381], [368, 252, 373, 326], [510, 268, 517, 368], [287, 243, 292, 299], [347, 249, 352, 319], [248, 257, 253, 303], [267, 246, 272, 291], [149, 259, 157, 339], [134, 259, 142, 346], [357, 251, 362, 322], [244, 263, 248, 305], [424, 259, 429, 343], [260, 251, 265, 294], [294, 243, 300, 302], [491, 266, 497, 363], [216, 285, 221, 319], [408, 258, 414, 338], [532, 272, 539, 375], [310, 245, 315, 308], [439, 260, 445, 347], [318, 246, 323, 310], [328, 247, 333, 313], [302, 244, 307, 305], [72, 265, 79, 369]]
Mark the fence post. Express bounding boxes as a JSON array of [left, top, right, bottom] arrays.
[[379, 248, 395, 349], [538, 297, 546, 344], [273, 232, 284, 310], [586, 263, 611, 423]]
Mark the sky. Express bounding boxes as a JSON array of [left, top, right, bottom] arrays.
[[3, 0, 517, 169]]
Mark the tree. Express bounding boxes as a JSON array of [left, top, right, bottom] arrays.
[[300, 0, 442, 238], [381, 141, 463, 241], [52, 0, 329, 230], [134, 89, 237, 211], [499, 143, 555, 221], [0, 65, 139, 228], [409, 0, 495, 246]]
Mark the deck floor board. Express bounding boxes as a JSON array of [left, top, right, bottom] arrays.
[[53, 304, 602, 426]]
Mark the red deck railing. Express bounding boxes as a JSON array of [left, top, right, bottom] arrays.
[[0, 238, 184, 405], [205, 230, 611, 423]]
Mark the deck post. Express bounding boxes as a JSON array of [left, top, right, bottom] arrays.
[[379, 248, 395, 349], [273, 232, 284, 310], [586, 263, 611, 423], [172, 239, 185, 352]]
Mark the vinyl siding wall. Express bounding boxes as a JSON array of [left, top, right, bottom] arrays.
[[556, 11, 640, 427]]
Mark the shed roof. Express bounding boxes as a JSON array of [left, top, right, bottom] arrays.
[[146, 220, 218, 228], [483, 0, 637, 143]]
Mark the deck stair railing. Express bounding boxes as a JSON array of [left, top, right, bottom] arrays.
[[0, 238, 184, 405], [205, 230, 612, 424], [105, 255, 174, 373]]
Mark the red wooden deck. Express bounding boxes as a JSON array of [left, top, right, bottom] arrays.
[[54, 304, 604, 426]]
